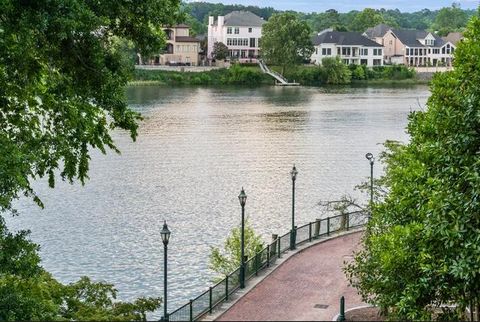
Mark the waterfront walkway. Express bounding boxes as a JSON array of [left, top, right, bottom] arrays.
[[217, 231, 365, 321]]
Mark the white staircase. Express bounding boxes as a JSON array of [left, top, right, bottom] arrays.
[[258, 60, 298, 85]]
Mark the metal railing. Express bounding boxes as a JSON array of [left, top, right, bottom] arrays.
[[168, 211, 368, 321]]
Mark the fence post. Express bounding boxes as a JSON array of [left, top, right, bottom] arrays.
[[209, 287, 212, 314], [314, 218, 321, 238], [327, 217, 330, 236], [309, 222, 312, 242], [271, 234, 278, 258], [338, 296, 345, 321], [267, 244, 270, 267], [225, 275, 229, 301], [189, 299, 193, 322], [278, 236, 281, 258], [346, 212, 350, 231]]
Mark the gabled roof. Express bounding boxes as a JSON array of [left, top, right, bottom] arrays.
[[312, 31, 383, 47], [442, 32, 463, 45], [364, 24, 391, 39], [220, 11, 265, 27], [390, 29, 445, 47]]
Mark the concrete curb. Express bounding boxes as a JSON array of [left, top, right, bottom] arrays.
[[200, 228, 365, 321], [331, 305, 374, 321]]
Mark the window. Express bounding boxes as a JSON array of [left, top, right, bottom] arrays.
[[361, 48, 368, 56], [250, 38, 256, 48], [234, 27, 239, 34], [322, 48, 327, 55], [360, 59, 368, 65], [373, 48, 382, 56], [316, 48, 318, 55], [414, 48, 418, 55], [337, 48, 341, 55], [341, 47, 351, 56], [389, 40, 393, 45], [248, 28, 252, 33], [241, 50, 247, 58], [343, 59, 349, 65], [373, 59, 382, 66], [227, 27, 232, 34]]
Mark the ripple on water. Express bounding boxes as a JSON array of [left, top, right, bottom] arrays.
[[6, 85, 430, 319]]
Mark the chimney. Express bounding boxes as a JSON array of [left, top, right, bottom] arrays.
[[218, 16, 224, 27], [208, 16, 214, 26]]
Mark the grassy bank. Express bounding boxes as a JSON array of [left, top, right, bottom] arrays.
[[133, 65, 273, 86], [132, 62, 421, 87]]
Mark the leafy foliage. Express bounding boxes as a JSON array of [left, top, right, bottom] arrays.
[[344, 10, 480, 320], [209, 220, 264, 277], [322, 57, 352, 84], [212, 42, 229, 61], [349, 8, 386, 32], [0, 0, 182, 213], [261, 13, 314, 75], [0, 219, 161, 320], [432, 3, 469, 36]]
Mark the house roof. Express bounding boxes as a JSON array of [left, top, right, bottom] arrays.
[[219, 11, 265, 27], [442, 32, 463, 45], [364, 24, 391, 39], [312, 31, 383, 47], [390, 29, 446, 47], [175, 36, 200, 43]]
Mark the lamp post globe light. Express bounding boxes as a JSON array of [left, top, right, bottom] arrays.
[[365, 153, 375, 208], [238, 188, 247, 289], [161, 221, 171, 322], [290, 164, 298, 250]]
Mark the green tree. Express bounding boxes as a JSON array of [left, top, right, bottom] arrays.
[[261, 12, 314, 75], [212, 42, 229, 60], [0, 0, 182, 213], [209, 220, 264, 277], [0, 0, 182, 319], [321, 57, 352, 84], [432, 2, 468, 36], [345, 10, 480, 321], [349, 8, 386, 32]]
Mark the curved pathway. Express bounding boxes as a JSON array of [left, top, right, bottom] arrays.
[[217, 232, 365, 321]]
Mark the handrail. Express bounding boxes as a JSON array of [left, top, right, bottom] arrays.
[[168, 211, 368, 321]]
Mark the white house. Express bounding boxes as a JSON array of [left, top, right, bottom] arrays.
[[207, 11, 265, 61], [311, 30, 384, 67]]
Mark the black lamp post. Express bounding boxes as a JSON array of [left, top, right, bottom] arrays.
[[365, 153, 375, 207], [238, 188, 247, 289], [160, 221, 171, 322], [290, 164, 298, 250]]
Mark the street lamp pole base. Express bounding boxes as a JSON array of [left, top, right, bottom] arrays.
[[239, 265, 245, 288]]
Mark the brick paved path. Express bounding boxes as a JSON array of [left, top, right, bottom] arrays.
[[217, 232, 365, 321]]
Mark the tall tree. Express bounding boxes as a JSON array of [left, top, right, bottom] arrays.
[[345, 10, 480, 321], [261, 12, 314, 75], [349, 8, 386, 32], [0, 0, 182, 213], [0, 0, 182, 319], [432, 2, 468, 36]]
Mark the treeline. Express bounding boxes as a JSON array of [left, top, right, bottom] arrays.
[[183, 1, 476, 36], [133, 59, 416, 86]]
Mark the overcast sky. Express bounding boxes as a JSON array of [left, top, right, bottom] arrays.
[[187, 0, 479, 12]]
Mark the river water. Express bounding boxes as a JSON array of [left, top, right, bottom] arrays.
[[6, 85, 430, 316]]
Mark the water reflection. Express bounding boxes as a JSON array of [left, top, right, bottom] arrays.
[[7, 85, 430, 319]]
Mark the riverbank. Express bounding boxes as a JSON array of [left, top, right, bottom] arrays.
[[131, 64, 426, 87]]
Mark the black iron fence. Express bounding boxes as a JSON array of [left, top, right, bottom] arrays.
[[168, 211, 368, 322]]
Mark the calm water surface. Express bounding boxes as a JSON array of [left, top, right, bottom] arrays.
[[7, 85, 429, 316]]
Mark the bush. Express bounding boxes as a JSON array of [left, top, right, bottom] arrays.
[[322, 57, 352, 84]]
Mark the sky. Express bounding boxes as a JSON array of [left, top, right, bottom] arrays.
[[187, 0, 480, 12]]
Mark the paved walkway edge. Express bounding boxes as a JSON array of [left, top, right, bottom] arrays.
[[331, 305, 374, 321], [200, 228, 365, 321]]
